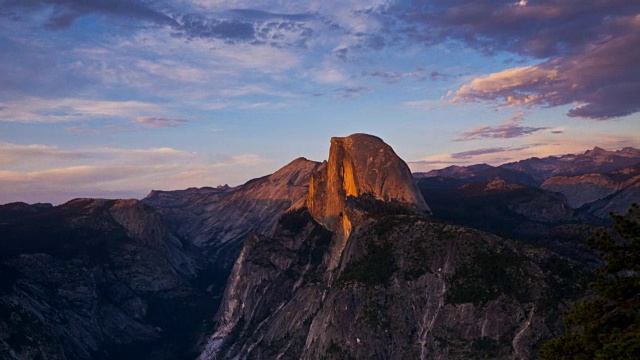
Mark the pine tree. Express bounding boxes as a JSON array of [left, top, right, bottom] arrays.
[[539, 203, 640, 359]]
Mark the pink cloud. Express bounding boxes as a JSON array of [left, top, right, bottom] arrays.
[[455, 112, 558, 141], [454, 22, 640, 119], [395, 2, 640, 120]]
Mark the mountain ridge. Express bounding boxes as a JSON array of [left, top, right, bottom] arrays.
[[1, 138, 637, 359], [198, 134, 590, 360], [416, 146, 640, 221]]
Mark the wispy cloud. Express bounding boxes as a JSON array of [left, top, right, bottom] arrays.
[[311, 59, 350, 84], [0, 142, 272, 205], [408, 145, 538, 170], [218, 84, 297, 98], [402, 99, 443, 110], [0, 97, 162, 123], [453, 33, 640, 120], [335, 86, 370, 98], [454, 65, 559, 108], [362, 69, 427, 83], [450, 145, 537, 160], [0, 143, 194, 168], [2, 0, 317, 47], [66, 116, 190, 134], [218, 154, 268, 167], [361, 69, 459, 84], [389, 1, 640, 58], [0, 143, 93, 166], [134, 116, 188, 128], [455, 112, 558, 141], [5, 1, 639, 122], [68, 34, 303, 104]]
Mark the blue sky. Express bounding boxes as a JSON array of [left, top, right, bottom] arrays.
[[1, 0, 639, 204]]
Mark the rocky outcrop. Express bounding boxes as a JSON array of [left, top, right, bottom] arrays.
[[6, 139, 633, 360], [198, 209, 333, 359], [199, 207, 588, 360], [199, 134, 588, 360], [307, 134, 429, 269], [308, 134, 428, 221]]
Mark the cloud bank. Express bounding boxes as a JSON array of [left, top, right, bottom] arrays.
[[395, 1, 640, 119], [4, 1, 637, 120]]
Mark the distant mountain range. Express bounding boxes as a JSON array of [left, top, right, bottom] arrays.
[[417, 146, 640, 183], [415, 146, 640, 218], [414, 146, 640, 263], [1, 141, 638, 359]]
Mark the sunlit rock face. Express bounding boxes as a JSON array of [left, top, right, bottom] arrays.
[[145, 157, 321, 249], [307, 133, 430, 269], [143, 157, 322, 276], [196, 135, 590, 360]]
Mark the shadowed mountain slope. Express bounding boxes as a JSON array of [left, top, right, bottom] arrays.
[[0, 199, 208, 359], [0, 158, 322, 359]]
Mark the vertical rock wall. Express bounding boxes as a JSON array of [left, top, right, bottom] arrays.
[[307, 133, 429, 269]]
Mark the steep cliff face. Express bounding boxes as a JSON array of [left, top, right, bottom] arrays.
[[542, 174, 619, 208], [200, 206, 587, 360], [199, 209, 333, 359], [307, 134, 429, 269], [582, 180, 640, 218], [301, 219, 586, 360], [541, 164, 640, 213], [200, 134, 588, 360]]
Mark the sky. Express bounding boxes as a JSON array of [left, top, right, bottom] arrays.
[[1, 0, 639, 205]]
